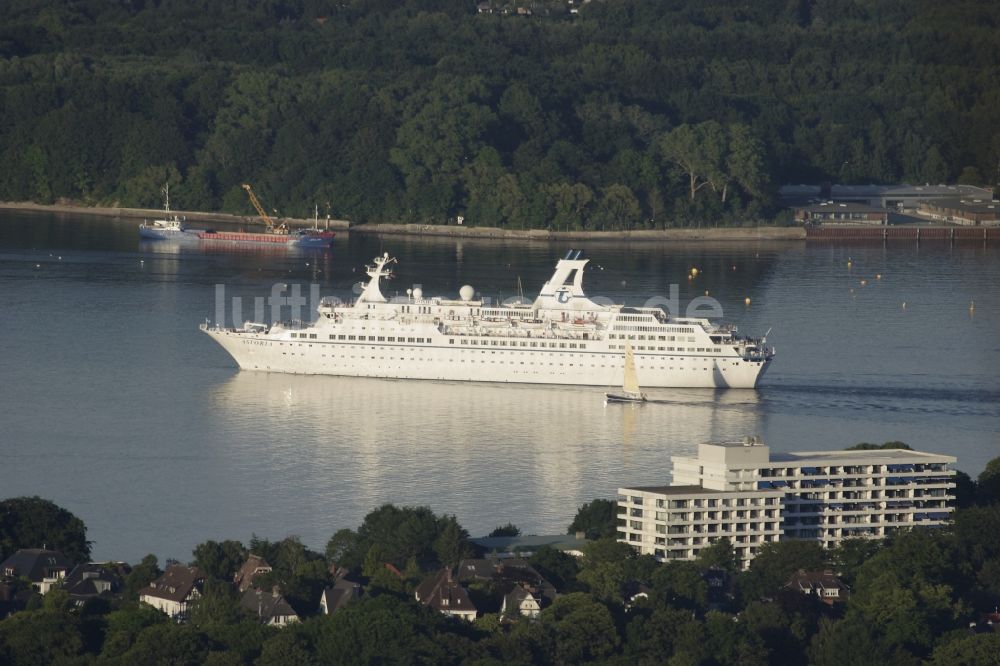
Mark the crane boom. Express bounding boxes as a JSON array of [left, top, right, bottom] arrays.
[[241, 183, 275, 230]]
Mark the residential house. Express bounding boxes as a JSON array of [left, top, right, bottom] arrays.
[[502, 585, 543, 619], [785, 570, 850, 604], [0, 549, 72, 593], [623, 581, 653, 610], [318, 574, 361, 615], [62, 563, 124, 605], [240, 587, 300, 626], [455, 557, 557, 612], [139, 565, 205, 620], [234, 555, 272, 592], [414, 568, 477, 621]]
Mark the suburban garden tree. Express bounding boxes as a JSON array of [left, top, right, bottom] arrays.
[[487, 523, 520, 538], [192, 539, 248, 581], [567, 498, 618, 540], [0, 496, 91, 562]]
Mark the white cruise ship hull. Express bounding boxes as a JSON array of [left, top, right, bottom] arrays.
[[202, 251, 774, 389], [204, 328, 770, 389]]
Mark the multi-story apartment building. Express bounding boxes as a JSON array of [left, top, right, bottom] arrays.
[[618, 437, 955, 569]]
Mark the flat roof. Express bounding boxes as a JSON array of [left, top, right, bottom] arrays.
[[470, 534, 588, 552], [626, 484, 708, 495], [623, 484, 784, 496], [780, 184, 994, 199], [799, 202, 886, 213], [922, 197, 999, 214], [768, 449, 955, 464]]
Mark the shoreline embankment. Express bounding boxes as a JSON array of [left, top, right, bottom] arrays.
[[0, 201, 805, 242]]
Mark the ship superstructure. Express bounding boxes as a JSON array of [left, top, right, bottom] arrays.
[[201, 251, 774, 388]]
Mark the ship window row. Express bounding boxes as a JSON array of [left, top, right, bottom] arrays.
[[613, 325, 695, 334], [609, 333, 701, 344], [481, 309, 533, 318], [328, 334, 430, 343], [290, 333, 318, 339], [457, 339, 587, 349]]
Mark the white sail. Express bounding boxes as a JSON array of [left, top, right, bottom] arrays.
[[623, 342, 640, 394]]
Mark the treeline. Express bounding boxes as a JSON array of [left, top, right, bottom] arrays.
[[0, 0, 997, 228]]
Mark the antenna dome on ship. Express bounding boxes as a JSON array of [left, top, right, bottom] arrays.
[[412, 287, 423, 300], [459, 285, 475, 301]]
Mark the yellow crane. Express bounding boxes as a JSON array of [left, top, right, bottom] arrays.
[[241, 183, 285, 232]]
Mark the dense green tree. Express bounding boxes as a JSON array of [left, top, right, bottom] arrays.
[[433, 516, 475, 568], [486, 523, 520, 538], [192, 539, 248, 581], [528, 545, 579, 591], [539, 593, 620, 664], [695, 537, 740, 573], [0, 605, 85, 666], [122, 554, 162, 602], [325, 528, 362, 570], [830, 538, 882, 585], [1, 0, 997, 228], [257, 626, 317, 666], [977, 455, 1000, 504], [740, 541, 827, 604], [311, 595, 460, 665], [117, 622, 211, 664], [953, 470, 978, 508], [846, 441, 913, 451], [567, 498, 617, 540], [929, 631, 1000, 665], [0, 496, 91, 562], [99, 603, 170, 660], [650, 560, 708, 611]]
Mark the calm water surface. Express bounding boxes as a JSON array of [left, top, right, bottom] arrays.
[[1, 210, 997, 562]]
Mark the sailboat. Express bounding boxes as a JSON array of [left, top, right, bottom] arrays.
[[605, 342, 647, 403]]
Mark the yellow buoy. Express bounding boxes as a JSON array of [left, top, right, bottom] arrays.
[[860, 279, 867, 286], [876, 273, 882, 280], [690, 267, 699, 277], [744, 297, 751, 306], [704, 290, 710, 296]]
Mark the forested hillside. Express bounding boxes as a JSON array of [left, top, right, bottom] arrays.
[[0, 0, 997, 228]]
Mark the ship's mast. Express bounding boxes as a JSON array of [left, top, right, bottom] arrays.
[[357, 253, 396, 303]]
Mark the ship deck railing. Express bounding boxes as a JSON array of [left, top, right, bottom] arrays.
[[440, 325, 596, 341]]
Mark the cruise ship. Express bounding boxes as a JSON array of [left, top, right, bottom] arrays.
[[201, 251, 774, 388]]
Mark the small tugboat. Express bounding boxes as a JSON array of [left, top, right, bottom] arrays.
[[605, 342, 647, 403]]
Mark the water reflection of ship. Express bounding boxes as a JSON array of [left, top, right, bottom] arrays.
[[209, 373, 763, 534]]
